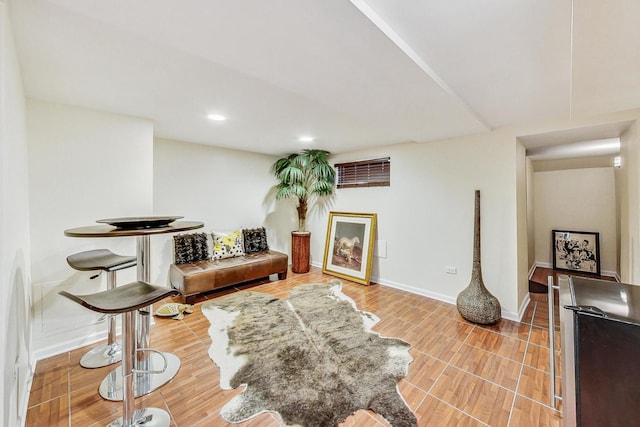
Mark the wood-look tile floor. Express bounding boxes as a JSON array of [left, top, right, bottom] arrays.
[[26, 267, 562, 426]]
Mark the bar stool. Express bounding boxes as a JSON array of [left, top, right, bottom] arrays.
[[67, 249, 136, 368], [60, 281, 179, 427]]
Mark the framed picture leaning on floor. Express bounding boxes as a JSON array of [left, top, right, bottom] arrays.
[[322, 212, 377, 285], [552, 229, 600, 276]]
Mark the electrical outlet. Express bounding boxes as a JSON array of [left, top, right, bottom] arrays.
[[445, 266, 457, 274]]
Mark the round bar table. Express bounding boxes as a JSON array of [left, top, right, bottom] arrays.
[[64, 220, 204, 400]]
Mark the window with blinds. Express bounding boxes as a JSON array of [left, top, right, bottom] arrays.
[[335, 157, 390, 188]]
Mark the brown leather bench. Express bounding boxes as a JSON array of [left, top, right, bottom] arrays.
[[169, 250, 288, 303]]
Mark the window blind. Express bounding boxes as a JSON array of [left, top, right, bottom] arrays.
[[335, 157, 390, 188]]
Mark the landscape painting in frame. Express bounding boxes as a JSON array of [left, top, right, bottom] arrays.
[[552, 229, 601, 276], [323, 212, 377, 285]]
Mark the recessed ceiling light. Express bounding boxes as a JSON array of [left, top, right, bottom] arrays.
[[298, 136, 314, 143], [207, 114, 227, 121]]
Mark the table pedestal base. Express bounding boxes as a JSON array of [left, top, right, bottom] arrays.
[[99, 352, 180, 401]]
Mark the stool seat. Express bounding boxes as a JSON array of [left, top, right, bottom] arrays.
[[60, 281, 179, 314], [67, 249, 137, 272]]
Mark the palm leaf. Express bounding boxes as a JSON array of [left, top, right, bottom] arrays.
[[279, 166, 305, 184]]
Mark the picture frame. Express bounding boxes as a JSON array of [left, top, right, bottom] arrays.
[[552, 229, 601, 276], [322, 212, 377, 285]]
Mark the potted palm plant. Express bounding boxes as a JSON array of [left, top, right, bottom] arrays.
[[272, 149, 336, 273]]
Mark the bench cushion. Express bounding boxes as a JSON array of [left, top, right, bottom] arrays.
[[212, 230, 245, 259], [173, 232, 209, 264], [242, 227, 269, 253], [169, 250, 288, 303]]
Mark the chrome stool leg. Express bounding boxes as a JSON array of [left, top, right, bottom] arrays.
[[99, 345, 181, 401], [107, 311, 170, 427]]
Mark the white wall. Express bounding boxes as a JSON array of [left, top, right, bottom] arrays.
[[27, 100, 153, 358], [515, 142, 530, 307], [526, 157, 536, 270], [533, 167, 617, 274], [1, 4, 32, 426], [153, 138, 290, 281], [618, 122, 640, 282], [307, 131, 523, 319]]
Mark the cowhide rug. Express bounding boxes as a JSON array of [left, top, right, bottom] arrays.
[[201, 281, 417, 427]]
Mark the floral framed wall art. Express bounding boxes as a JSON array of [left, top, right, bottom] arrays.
[[552, 229, 601, 276], [322, 212, 377, 285]]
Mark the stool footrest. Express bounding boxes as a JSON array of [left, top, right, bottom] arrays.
[[133, 349, 168, 375], [99, 352, 181, 401]]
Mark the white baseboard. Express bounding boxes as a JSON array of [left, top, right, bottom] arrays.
[[32, 327, 122, 362], [310, 261, 521, 322], [373, 275, 521, 322], [33, 315, 137, 361], [536, 261, 553, 269], [518, 293, 531, 321]]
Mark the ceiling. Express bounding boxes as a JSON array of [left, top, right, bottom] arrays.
[[9, 0, 640, 156]]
